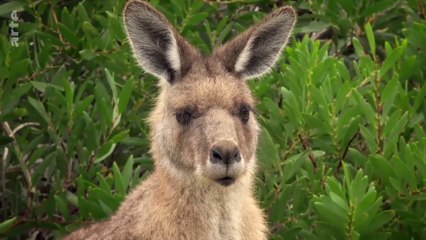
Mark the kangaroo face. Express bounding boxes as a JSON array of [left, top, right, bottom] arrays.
[[159, 71, 258, 186], [124, 1, 296, 186]]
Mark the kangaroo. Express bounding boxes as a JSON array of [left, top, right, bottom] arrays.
[[65, 1, 295, 239]]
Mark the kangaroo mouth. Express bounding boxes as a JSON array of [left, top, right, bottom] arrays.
[[215, 177, 235, 186]]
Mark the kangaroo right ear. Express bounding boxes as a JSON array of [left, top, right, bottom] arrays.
[[214, 7, 296, 80], [123, 1, 197, 84]]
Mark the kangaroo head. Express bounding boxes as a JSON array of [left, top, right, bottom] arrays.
[[124, 1, 296, 187]]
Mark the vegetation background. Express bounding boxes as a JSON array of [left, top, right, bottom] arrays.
[[0, 0, 425, 239]]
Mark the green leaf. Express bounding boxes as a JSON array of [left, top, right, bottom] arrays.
[[365, 23, 376, 56], [89, 188, 120, 211], [58, 23, 79, 46], [314, 199, 348, 228], [0, 217, 17, 234], [216, 23, 232, 45], [97, 200, 113, 216], [358, 187, 377, 212], [342, 162, 352, 191], [388, 177, 402, 192], [105, 68, 117, 101], [54, 195, 69, 219], [413, 83, 426, 112], [281, 87, 302, 126], [82, 21, 99, 37], [8, 59, 30, 80], [95, 81, 113, 126], [60, 7, 73, 30], [110, 130, 129, 144], [78, 197, 107, 220], [112, 162, 125, 196], [327, 177, 346, 200], [354, 187, 378, 230], [360, 0, 396, 17], [364, 210, 394, 233], [94, 142, 116, 163], [388, 111, 408, 140], [77, 3, 89, 21], [380, 76, 399, 116], [73, 95, 94, 120], [64, 79, 74, 117], [391, 155, 416, 189], [96, 173, 112, 193], [349, 170, 368, 205], [352, 37, 365, 56], [0, 1, 26, 16], [79, 49, 97, 60], [282, 152, 308, 183], [28, 97, 50, 124], [1, 83, 31, 117], [31, 81, 64, 92], [106, 11, 125, 40], [83, 112, 98, 151], [122, 155, 134, 190], [65, 191, 78, 207], [118, 78, 134, 114], [353, 90, 376, 128], [383, 111, 408, 158], [369, 155, 395, 183], [379, 46, 403, 78], [339, 116, 361, 149], [339, 0, 355, 13], [360, 125, 377, 153], [185, 13, 209, 27], [257, 126, 280, 168], [329, 191, 349, 211], [296, 21, 330, 34]]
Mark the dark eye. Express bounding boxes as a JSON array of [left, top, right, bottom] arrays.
[[176, 108, 193, 125], [238, 105, 250, 123]]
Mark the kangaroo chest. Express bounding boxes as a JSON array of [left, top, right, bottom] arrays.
[[173, 191, 243, 240]]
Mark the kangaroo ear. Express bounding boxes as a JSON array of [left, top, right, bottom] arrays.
[[123, 1, 197, 84], [214, 7, 296, 80]]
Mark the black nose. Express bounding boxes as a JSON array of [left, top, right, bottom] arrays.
[[209, 141, 241, 166]]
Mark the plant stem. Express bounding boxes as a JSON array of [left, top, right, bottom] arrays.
[[1, 122, 34, 193], [372, 56, 383, 154], [298, 133, 317, 171], [345, 203, 355, 240]]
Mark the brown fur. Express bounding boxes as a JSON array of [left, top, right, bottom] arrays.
[[65, 1, 296, 239]]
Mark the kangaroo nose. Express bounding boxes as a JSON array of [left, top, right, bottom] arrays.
[[210, 141, 241, 165]]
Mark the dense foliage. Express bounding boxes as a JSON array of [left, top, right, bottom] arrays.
[[1, 0, 425, 239]]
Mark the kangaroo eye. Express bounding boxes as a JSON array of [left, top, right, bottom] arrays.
[[238, 105, 250, 123], [176, 108, 194, 125]]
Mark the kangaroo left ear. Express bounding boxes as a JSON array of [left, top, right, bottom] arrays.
[[123, 0, 198, 85], [214, 7, 296, 80]]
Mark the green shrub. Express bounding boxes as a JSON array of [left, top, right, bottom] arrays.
[[1, 0, 425, 239]]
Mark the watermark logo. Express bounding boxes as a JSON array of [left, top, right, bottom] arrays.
[[10, 11, 19, 47]]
